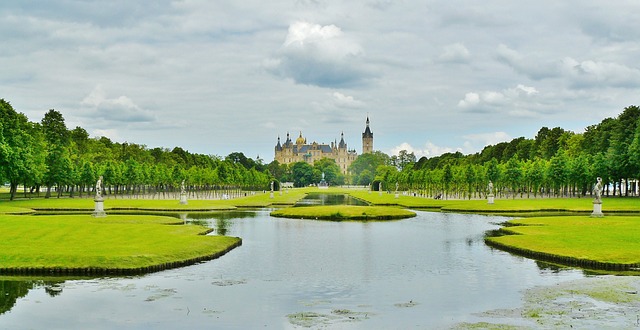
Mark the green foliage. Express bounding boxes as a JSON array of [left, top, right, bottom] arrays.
[[313, 157, 344, 185], [348, 151, 391, 185], [291, 162, 315, 187]]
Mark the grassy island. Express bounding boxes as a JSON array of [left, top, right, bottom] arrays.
[[0, 214, 241, 276], [486, 215, 640, 271], [270, 205, 416, 221]]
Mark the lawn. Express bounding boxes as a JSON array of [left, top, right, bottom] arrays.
[[486, 216, 640, 269], [0, 214, 241, 274], [270, 205, 416, 221]]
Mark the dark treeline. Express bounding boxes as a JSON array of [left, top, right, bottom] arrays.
[[0, 99, 271, 200], [338, 105, 640, 199]]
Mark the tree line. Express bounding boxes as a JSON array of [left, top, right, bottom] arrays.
[[3, 97, 639, 200], [338, 105, 640, 199], [0, 99, 271, 200]]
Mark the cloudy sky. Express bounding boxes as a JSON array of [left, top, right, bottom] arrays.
[[2, 1, 639, 161]]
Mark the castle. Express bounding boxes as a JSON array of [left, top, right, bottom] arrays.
[[274, 117, 374, 174]]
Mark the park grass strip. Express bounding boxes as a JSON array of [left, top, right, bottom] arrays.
[[270, 205, 416, 221], [485, 216, 640, 271], [0, 214, 241, 276]]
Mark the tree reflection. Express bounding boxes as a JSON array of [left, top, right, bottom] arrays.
[[0, 280, 33, 315]]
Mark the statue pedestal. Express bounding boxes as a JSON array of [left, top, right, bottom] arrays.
[[487, 194, 494, 205], [395, 193, 399, 199], [180, 193, 188, 205], [92, 198, 106, 217], [270, 192, 274, 199], [591, 202, 603, 218]]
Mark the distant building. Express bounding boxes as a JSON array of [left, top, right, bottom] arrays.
[[274, 117, 374, 174]]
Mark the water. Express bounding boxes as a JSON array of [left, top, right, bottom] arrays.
[[294, 193, 369, 206], [0, 209, 585, 329]]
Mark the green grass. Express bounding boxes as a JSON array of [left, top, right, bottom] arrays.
[[1, 198, 236, 212], [270, 205, 416, 221], [0, 214, 241, 271], [441, 197, 640, 214], [348, 191, 459, 209], [486, 216, 640, 266], [0, 189, 312, 211]]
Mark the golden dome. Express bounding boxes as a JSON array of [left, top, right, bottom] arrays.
[[296, 131, 306, 144]]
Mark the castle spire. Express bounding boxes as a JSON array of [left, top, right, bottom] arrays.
[[362, 116, 373, 154]]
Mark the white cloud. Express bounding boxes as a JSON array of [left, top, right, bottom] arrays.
[[331, 92, 365, 108], [438, 42, 470, 63], [264, 21, 374, 87], [80, 85, 156, 123], [457, 84, 540, 114], [497, 44, 640, 89], [496, 44, 559, 80], [561, 57, 640, 88], [463, 132, 512, 147], [457, 92, 480, 108], [390, 142, 462, 158]]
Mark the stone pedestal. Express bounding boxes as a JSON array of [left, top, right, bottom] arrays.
[[270, 192, 274, 199], [487, 194, 494, 205], [92, 198, 106, 217], [591, 202, 603, 218], [395, 193, 399, 199], [180, 192, 188, 205]]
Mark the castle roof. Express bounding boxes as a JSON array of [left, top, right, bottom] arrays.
[[362, 116, 373, 138]]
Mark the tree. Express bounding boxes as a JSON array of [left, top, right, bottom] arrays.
[[547, 150, 569, 196], [503, 156, 523, 198], [290, 162, 315, 187], [392, 150, 416, 170], [348, 151, 391, 185], [313, 158, 344, 186], [41, 109, 72, 198]]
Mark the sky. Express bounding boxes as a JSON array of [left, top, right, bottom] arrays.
[[2, 1, 639, 162]]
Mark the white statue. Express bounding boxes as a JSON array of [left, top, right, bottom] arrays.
[[593, 177, 603, 203], [181, 180, 186, 194], [95, 176, 103, 199], [488, 181, 494, 195], [270, 181, 274, 192]]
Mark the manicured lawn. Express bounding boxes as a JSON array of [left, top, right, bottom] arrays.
[[348, 191, 458, 209], [270, 205, 416, 221], [440, 197, 640, 214], [487, 216, 640, 267], [0, 189, 312, 211], [1, 198, 236, 211], [0, 214, 241, 272]]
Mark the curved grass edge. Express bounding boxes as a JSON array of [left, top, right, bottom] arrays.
[[270, 205, 416, 221], [0, 238, 242, 277], [484, 236, 639, 272]]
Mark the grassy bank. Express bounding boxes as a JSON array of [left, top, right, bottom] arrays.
[[270, 205, 416, 221], [0, 189, 311, 212], [486, 216, 640, 270], [0, 214, 241, 275]]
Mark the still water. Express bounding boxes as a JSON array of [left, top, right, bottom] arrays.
[[0, 209, 585, 329]]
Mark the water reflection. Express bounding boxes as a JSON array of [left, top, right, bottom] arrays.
[[295, 193, 369, 206], [1, 279, 64, 315], [185, 210, 259, 236]]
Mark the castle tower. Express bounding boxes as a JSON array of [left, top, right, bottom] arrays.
[[362, 116, 373, 154]]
